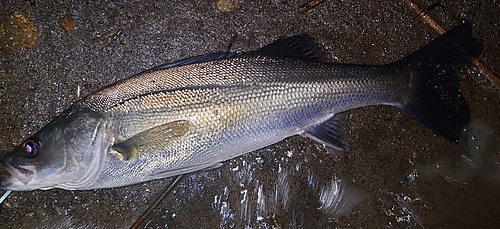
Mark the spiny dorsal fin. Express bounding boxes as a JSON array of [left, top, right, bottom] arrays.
[[141, 34, 323, 74], [140, 52, 239, 73]]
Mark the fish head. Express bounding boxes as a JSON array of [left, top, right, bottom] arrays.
[[1, 110, 108, 191]]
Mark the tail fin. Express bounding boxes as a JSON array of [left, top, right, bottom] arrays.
[[397, 23, 482, 142]]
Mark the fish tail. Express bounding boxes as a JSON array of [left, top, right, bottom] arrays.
[[397, 23, 482, 142]]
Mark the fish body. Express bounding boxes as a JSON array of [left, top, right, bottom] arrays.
[[1, 24, 479, 190]]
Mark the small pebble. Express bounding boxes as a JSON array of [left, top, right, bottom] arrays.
[[216, 0, 238, 13], [59, 14, 74, 33]]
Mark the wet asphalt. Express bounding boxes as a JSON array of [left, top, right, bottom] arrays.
[[1, 0, 500, 228]]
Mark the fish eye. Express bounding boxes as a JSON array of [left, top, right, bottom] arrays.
[[23, 137, 41, 157]]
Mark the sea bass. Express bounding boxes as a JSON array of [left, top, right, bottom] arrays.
[[1, 24, 479, 191]]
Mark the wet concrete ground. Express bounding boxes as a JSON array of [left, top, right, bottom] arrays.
[[1, 0, 500, 228]]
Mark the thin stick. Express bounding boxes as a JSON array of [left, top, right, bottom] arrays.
[[403, 0, 500, 89], [0, 191, 12, 205], [129, 175, 185, 229], [298, 0, 326, 13], [91, 29, 122, 43]]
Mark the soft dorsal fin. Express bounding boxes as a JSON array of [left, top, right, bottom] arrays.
[[302, 114, 347, 151], [250, 34, 324, 61]]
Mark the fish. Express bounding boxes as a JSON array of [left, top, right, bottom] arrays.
[[0, 23, 480, 191]]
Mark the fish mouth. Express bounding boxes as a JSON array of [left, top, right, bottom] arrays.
[[1, 161, 35, 188]]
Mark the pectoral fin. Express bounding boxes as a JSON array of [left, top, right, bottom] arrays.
[[112, 120, 191, 160], [302, 114, 348, 151], [149, 162, 223, 180]]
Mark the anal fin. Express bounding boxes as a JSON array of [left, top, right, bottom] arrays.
[[302, 114, 347, 151]]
